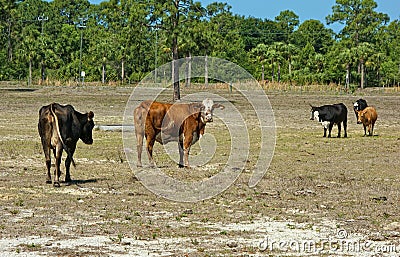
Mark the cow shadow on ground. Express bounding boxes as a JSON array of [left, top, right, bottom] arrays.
[[0, 88, 37, 92], [361, 134, 379, 137], [63, 178, 102, 186]]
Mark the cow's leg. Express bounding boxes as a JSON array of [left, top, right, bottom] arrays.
[[371, 122, 375, 136], [363, 124, 367, 136], [146, 134, 156, 167], [178, 141, 184, 168], [65, 145, 76, 183], [337, 122, 342, 138], [39, 121, 52, 184], [183, 147, 191, 168], [328, 123, 334, 138], [183, 134, 193, 168], [53, 145, 63, 187], [43, 147, 52, 184], [343, 119, 348, 138], [323, 128, 327, 137], [135, 128, 144, 168], [368, 123, 372, 136]]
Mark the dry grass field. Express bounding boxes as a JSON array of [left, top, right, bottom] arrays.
[[0, 82, 399, 256]]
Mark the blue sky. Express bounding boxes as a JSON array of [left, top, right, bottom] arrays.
[[88, 0, 399, 32]]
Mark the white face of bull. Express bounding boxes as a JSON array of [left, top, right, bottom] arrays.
[[202, 99, 215, 122], [310, 109, 329, 128], [310, 110, 319, 121], [200, 99, 224, 123]]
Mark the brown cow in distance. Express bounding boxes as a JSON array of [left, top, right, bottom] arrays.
[[134, 99, 224, 168], [38, 103, 95, 187], [357, 106, 378, 136]]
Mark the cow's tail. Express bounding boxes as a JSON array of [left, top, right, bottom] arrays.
[[50, 103, 76, 167]]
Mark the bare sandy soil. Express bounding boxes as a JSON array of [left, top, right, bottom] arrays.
[[0, 84, 399, 256]]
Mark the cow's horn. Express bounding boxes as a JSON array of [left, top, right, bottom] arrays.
[[88, 111, 94, 120]]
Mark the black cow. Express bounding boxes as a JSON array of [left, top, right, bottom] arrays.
[[38, 103, 95, 187], [310, 103, 348, 138], [353, 99, 368, 121]]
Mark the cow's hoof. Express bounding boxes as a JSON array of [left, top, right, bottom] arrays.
[[178, 164, 184, 168], [46, 180, 52, 184], [65, 177, 72, 183], [53, 182, 60, 187]]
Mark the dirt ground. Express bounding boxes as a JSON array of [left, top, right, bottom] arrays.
[[0, 83, 399, 256]]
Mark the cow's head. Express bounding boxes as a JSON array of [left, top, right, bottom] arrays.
[[310, 105, 319, 121], [353, 101, 359, 111], [354, 99, 367, 111], [81, 111, 95, 144], [357, 110, 365, 124], [195, 99, 225, 123]]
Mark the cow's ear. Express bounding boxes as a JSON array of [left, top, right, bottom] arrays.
[[192, 103, 204, 111], [88, 111, 94, 120], [213, 103, 225, 110]]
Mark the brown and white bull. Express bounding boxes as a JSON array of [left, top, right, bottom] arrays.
[[38, 103, 95, 186], [134, 99, 224, 168], [357, 106, 378, 136]]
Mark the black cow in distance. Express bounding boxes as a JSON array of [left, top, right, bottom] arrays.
[[38, 103, 95, 187], [353, 99, 368, 121], [310, 103, 348, 138]]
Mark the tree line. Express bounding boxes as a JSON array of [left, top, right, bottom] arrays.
[[1, 0, 399, 92]]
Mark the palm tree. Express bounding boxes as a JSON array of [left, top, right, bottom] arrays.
[[355, 42, 374, 89], [369, 51, 385, 86], [251, 43, 268, 82], [282, 43, 298, 75], [266, 42, 285, 82], [338, 47, 356, 90], [19, 29, 39, 86]]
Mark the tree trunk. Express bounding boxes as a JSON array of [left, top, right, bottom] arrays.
[[8, 20, 12, 61], [102, 63, 106, 84], [185, 54, 191, 87], [360, 59, 364, 89], [28, 59, 32, 86], [41, 62, 46, 83], [346, 63, 350, 90], [172, 1, 180, 101], [261, 63, 264, 82], [172, 42, 180, 101], [271, 60, 274, 82], [121, 58, 125, 83], [278, 63, 281, 82], [171, 55, 174, 83], [205, 55, 208, 87]]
